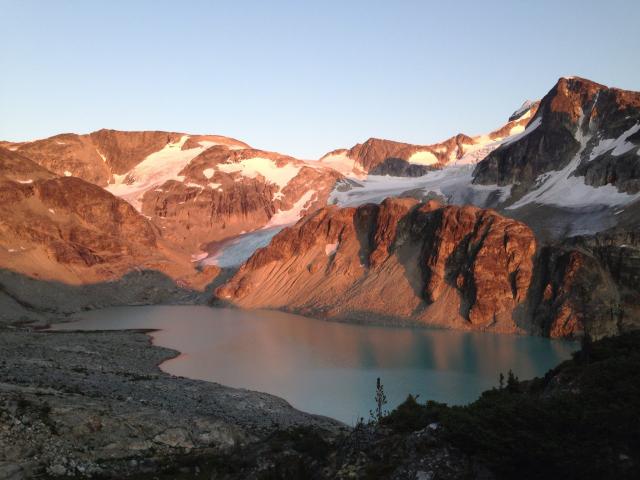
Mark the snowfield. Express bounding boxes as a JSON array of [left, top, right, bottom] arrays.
[[202, 226, 284, 268], [329, 166, 510, 208], [508, 119, 640, 210], [106, 135, 213, 210], [217, 157, 301, 190], [267, 190, 318, 227]]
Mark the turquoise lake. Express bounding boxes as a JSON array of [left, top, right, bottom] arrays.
[[53, 306, 578, 425]]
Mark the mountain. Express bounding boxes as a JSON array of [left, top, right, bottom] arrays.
[[319, 101, 538, 177], [135, 144, 342, 251], [216, 198, 538, 334], [325, 78, 640, 241], [2, 76, 639, 338], [5, 130, 249, 187], [8, 130, 343, 253], [0, 147, 217, 323], [474, 76, 640, 206]]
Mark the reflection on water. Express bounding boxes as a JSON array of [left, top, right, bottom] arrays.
[[53, 306, 577, 424]]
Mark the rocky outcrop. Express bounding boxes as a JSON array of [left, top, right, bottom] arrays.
[[473, 77, 640, 197], [216, 198, 537, 334], [528, 229, 640, 339]]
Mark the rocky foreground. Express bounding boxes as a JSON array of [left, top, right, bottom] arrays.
[[2, 326, 638, 479], [0, 327, 344, 479]]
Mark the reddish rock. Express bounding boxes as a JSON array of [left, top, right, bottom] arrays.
[[0, 147, 211, 288], [216, 198, 537, 334]]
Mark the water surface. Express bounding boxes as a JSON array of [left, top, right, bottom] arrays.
[[53, 306, 577, 424]]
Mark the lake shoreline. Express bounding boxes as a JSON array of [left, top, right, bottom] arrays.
[[0, 326, 346, 478]]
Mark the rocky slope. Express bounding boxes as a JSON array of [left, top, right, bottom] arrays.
[[216, 197, 640, 339], [0, 328, 343, 479], [0, 147, 217, 324], [7, 130, 249, 187]]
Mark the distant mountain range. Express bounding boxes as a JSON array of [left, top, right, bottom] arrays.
[[1, 76, 639, 338]]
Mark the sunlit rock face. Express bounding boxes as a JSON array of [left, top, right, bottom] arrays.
[[216, 196, 640, 339], [11, 130, 343, 251], [216, 198, 538, 335]]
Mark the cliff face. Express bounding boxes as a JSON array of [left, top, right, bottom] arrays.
[[473, 77, 640, 197], [528, 230, 640, 339], [216, 198, 537, 334], [216, 197, 640, 338]]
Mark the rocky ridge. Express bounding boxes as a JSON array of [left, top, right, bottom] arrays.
[[319, 101, 539, 177]]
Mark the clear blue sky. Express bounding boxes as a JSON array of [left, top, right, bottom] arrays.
[[1, 0, 639, 159]]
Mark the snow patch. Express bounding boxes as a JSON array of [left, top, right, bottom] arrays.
[[508, 118, 640, 210], [325, 242, 338, 256], [510, 100, 535, 120], [48, 208, 55, 214], [329, 165, 510, 208], [201, 227, 284, 268], [267, 190, 317, 227], [63, 171, 72, 177], [407, 150, 438, 166], [106, 135, 206, 210], [16, 179, 33, 184], [217, 158, 301, 190], [589, 123, 639, 160], [501, 117, 542, 146], [191, 252, 208, 262], [203, 168, 215, 179], [319, 152, 365, 177]]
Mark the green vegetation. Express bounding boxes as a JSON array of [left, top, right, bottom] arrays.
[[382, 331, 640, 479]]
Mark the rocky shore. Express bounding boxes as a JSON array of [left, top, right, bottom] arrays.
[[0, 327, 345, 479]]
